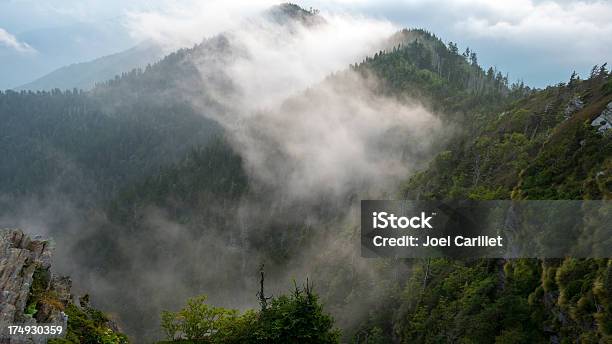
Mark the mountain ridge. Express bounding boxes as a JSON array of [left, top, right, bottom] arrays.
[[0, 4, 610, 342], [16, 42, 165, 92]]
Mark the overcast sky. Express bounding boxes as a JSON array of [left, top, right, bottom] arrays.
[[1, 0, 611, 88]]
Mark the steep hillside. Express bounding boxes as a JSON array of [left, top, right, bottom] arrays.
[[361, 29, 530, 114], [0, 3, 325, 203], [2, 4, 609, 343], [348, 66, 612, 343], [0, 89, 220, 200], [403, 67, 612, 200]]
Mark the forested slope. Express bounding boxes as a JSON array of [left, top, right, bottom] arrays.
[[364, 29, 530, 113], [1, 3, 610, 342], [403, 67, 612, 200], [64, 28, 547, 341], [0, 29, 233, 201], [353, 66, 612, 343], [0, 4, 324, 203], [0, 89, 219, 200]]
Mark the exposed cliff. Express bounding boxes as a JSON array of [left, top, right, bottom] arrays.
[[0, 229, 128, 343], [0, 229, 67, 322]]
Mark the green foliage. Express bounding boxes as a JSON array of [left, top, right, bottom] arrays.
[[403, 72, 612, 201], [166, 295, 238, 341], [108, 137, 248, 224], [160, 287, 340, 344], [161, 311, 182, 341], [48, 303, 129, 344], [603, 79, 612, 95], [254, 286, 340, 343], [361, 74, 612, 343], [0, 89, 219, 200], [374, 259, 549, 343], [24, 302, 38, 317], [355, 327, 386, 344], [354, 29, 529, 118], [517, 115, 612, 200], [23, 265, 67, 321], [4, 18, 609, 344], [25, 266, 50, 316]]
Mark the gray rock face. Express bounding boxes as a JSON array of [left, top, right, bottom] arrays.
[[0, 229, 70, 343], [564, 96, 584, 118], [591, 101, 612, 132]]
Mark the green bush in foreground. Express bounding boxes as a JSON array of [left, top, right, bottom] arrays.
[[159, 285, 340, 343]]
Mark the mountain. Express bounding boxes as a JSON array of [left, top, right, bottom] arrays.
[[0, 4, 610, 343], [362, 29, 530, 113], [0, 3, 327, 202], [99, 30, 611, 343], [59, 28, 534, 340], [0, 5, 330, 339], [16, 42, 165, 91], [0, 24, 539, 341], [0, 20, 136, 90]]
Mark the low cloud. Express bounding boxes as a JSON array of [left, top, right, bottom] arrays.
[[0, 27, 35, 53], [307, 0, 612, 85], [2, 4, 448, 339], [184, 10, 441, 202], [92, 6, 446, 337], [316, 0, 612, 48], [228, 71, 442, 201], [124, 0, 277, 52]]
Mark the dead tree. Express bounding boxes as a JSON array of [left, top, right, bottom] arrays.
[[257, 264, 272, 310]]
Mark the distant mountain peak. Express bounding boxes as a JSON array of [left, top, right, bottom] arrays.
[[16, 41, 164, 91], [265, 3, 325, 26]]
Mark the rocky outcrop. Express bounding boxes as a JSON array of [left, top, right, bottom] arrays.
[[591, 101, 612, 132], [0, 229, 70, 343], [564, 96, 583, 118], [1, 229, 130, 343]]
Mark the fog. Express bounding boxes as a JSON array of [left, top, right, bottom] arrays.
[[1, 5, 450, 341], [187, 10, 442, 201]]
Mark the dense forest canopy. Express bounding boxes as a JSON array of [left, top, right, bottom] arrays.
[[0, 4, 610, 343]]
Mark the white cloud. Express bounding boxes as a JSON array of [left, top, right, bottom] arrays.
[[2, 0, 610, 87], [223, 12, 396, 110], [451, 0, 612, 63], [304, 0, 612, 85], [124, 0, 278, 52], [0, 27, 35, 53], [179, 10, 441, 201]]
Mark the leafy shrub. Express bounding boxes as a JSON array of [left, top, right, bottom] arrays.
[[160, 286, 340, 343], [49, 303, 129, 344]]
